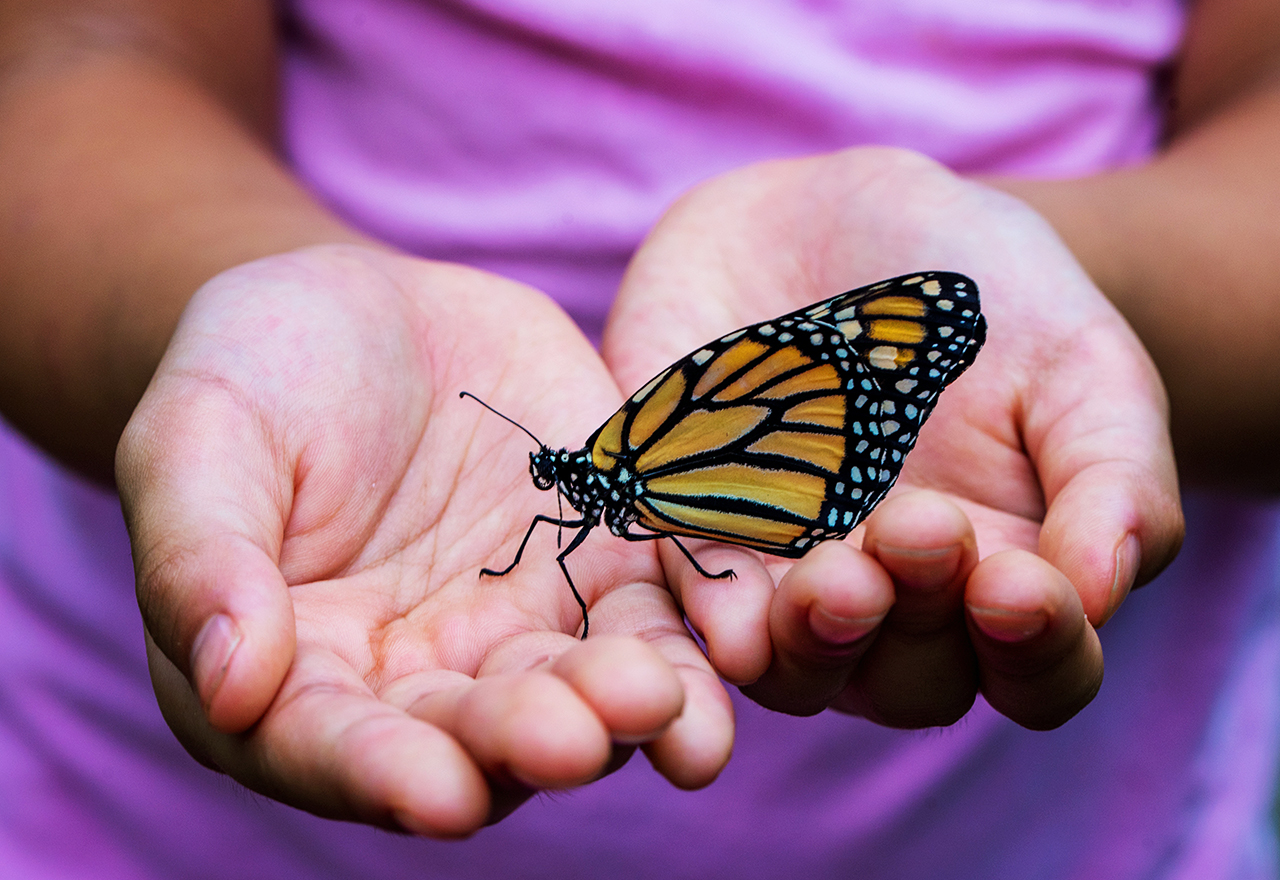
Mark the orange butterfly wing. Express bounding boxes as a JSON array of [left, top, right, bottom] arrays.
[[586, 271, 985, 556]]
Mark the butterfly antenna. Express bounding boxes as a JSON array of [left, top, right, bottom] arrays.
[[459, 391, 546, 448]]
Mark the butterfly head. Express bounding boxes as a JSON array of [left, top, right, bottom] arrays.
[[529, 448, 559, 491]]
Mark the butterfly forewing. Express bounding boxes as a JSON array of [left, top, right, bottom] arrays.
[[587, 271, 985, 557]]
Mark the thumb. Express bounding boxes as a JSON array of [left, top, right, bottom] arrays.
[[118, 383, 295, 734], [1029, 324, 1183, 624]]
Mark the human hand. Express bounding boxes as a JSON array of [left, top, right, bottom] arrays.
[[117, 245, 732, 835], [604, 148, 1183, 729]]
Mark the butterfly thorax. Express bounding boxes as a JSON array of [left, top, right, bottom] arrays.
[[528, 446, 643, 535], [527, 450, 622, 526]]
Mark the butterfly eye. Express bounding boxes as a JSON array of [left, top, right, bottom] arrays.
[[528, 451, 557, 490]]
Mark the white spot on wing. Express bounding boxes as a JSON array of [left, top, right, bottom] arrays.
[[631, 369, 669, 403], [869, 346, 900, 369]]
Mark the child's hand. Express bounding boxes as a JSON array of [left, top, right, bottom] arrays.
[[117, 244, 732, 835], [604, 148, 1183, 729]]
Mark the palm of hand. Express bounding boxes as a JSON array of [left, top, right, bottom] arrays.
[[122, 246, 729, 834], [604, 148, 1181, 726]]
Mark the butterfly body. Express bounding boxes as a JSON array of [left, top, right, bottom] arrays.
[[467, 271, 985, 637]]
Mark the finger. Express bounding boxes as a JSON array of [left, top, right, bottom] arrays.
[[661, 541, 776, 685], [408, 671, 613, 791], [401, 631, 639, 792], [738, 541, 893, 716], [478, 623, 732, 791], [1028, 327, 1184, 624], [120, 391, 295, 733], [584, 585, 737, 788], [1040, 458, 1182, 624], [549, 635, 685, 743], [151, 641, 491, 837], [965, 549, 1103, 729], [831, 491, 980, 727], [642, 662, 736, 789]]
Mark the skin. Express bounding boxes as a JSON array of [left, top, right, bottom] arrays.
[[0, 0, 1269, 838], [606, 151, 1176, 727], [996, 0, 1280, 488], [119, 248, 731, 830]]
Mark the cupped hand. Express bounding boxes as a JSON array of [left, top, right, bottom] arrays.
[[116, 245, 732, 835], [604, 147, 1183, 730]]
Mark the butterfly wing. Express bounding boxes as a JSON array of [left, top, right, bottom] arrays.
[[588, 271, 985, 557]]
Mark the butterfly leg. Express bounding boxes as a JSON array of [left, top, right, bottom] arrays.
[[667, 536, 736, 582], [554, 521, 595, 639], [481, 514, 587, 577], [620, 528, 737, 581]]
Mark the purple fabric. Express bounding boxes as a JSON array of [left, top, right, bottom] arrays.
[[3, 419, 1278, 878], [4, 1, 1280, 877], [282, 0, 1182, 340]]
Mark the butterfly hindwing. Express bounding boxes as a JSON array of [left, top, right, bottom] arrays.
[[586, 271, 985, 556]]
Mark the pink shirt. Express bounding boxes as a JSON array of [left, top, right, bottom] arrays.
[[4, 2, 1278, 877], [283, 0, 1180, 340]]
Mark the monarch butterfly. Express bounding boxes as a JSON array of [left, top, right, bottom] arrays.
[[463, 271, 985, 638]]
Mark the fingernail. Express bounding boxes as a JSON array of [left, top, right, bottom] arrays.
[[867, 541, 960, 593], [1103, 533, 1141, 625], [191, 614, 241, 712], [968, 607, 1048, 643], [809, 605, 885, 645]]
